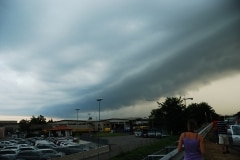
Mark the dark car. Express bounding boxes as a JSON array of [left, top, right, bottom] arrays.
[[39, 149, 64, 158], [15, 150, 50, 160], [0, 149, 18, 159], [35, 144, 79, 155], [19, 146, 37, 151], [0, 155, 16, 160]]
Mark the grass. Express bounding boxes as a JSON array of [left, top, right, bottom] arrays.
[[109, 136, 178, 160]]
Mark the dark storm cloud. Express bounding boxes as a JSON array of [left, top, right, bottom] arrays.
[[0, 0, 239, 119]]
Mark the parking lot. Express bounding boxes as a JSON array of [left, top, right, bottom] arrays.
[[0, 136, 95, 160]]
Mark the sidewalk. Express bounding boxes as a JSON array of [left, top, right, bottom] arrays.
[[204, 138, 240, 160]]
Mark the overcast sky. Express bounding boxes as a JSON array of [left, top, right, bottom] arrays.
[[0, 0, 240, 122]]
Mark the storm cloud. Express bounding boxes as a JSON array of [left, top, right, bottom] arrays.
[[0, 0, 239, 120]]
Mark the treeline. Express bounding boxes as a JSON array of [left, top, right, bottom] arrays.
[[18, 115, 53, 133], [18, 97, 240, 136], [149, 97, 239, 135]]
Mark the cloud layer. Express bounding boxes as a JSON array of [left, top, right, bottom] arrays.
[[0, 0, 240, 120]]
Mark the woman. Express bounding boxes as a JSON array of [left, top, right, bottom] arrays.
[[178, 119, 205, 160]]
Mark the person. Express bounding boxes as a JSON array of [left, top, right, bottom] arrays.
[[212, 119, 218, 144], [217, 116, 230, 154], [178, 119, 205, 160]]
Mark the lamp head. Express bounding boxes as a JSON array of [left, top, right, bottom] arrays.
[[96, 98, 103, 101]]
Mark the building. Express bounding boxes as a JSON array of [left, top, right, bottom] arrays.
[[47, 117, 149, 136], [0, 118, 150, 138], [0, 121, 18, 139]]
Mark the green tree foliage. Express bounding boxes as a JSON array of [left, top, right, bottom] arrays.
[[19, 115, 47, 133], [30, 115, 47, 124], [234, 111, 240, 117], [150, 97, 220, 135], [48, 118, 53, 123], [150, 97, 186, 134], [186, 102, 219, 126], [19, 119, 30, 132]]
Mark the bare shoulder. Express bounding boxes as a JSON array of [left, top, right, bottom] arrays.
[[198, 134, 204, 140], [180, 132, 185, 137]]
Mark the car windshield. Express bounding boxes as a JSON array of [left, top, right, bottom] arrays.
[[41, 150, 54, 153], [20, 148, 35, 151]]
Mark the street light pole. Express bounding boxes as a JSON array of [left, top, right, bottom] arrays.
[[75, 109, 80, 128], [183, 97, 193, 107], [75, 108, 80, 121], [96, 98, 103, 160], [96, 98, 103, 132]]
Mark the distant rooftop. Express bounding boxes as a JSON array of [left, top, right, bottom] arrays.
[[0, 120, 18, 124]]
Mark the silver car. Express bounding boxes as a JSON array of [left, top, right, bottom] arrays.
[[228, 125, 240, 145]]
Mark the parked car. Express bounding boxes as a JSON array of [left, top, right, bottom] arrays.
[[39, 149, 65, 158], [68, 144, 90, 151], [19, 146, 38, 151], [35, 144, 77, 155], [147, 129, 162, 138], [0, 149, 18, 160], [0, 141, 15, 147], [59, 142, 79, 147], [15, 150, 50, 160], [2, 146, 20, 151], [228, 125, 240, 145], [35, 140, 53, 146], [0, 155, 16, 160], [134, 129, 142, 137], [0, 149, 18, 155], [134, 128, 162, 138], [35, 143, 59, 149]]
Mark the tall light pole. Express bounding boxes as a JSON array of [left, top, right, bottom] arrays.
[[96, 98, 103, 132], [75, 108, 80, 124], [96, 98, 103, 160], [183, 97, 193, 107]]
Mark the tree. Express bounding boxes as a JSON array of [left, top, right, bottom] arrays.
[[149, 97, 220, 135], [19, 119, 30, 132], [234, 111, 240, 117], [48, 118, 53, 123], [149, 108, 165, 128], [30, 115, 47, 124], [186, 102, 219, 126], [150, 97, 186, 134]]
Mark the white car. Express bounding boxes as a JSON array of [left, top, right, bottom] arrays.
[[134, 130, 142, 137], [2, 145, 20, 151], [0, 149, 19, 157], [59, 142, 79, 147], [227, 125, 240, 145], [0, 141, 15, 147], [35, 140, 54, 146], [19, 146, 38, 151]]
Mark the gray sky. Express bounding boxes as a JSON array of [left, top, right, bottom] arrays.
[[0, 0, 240, 121]]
